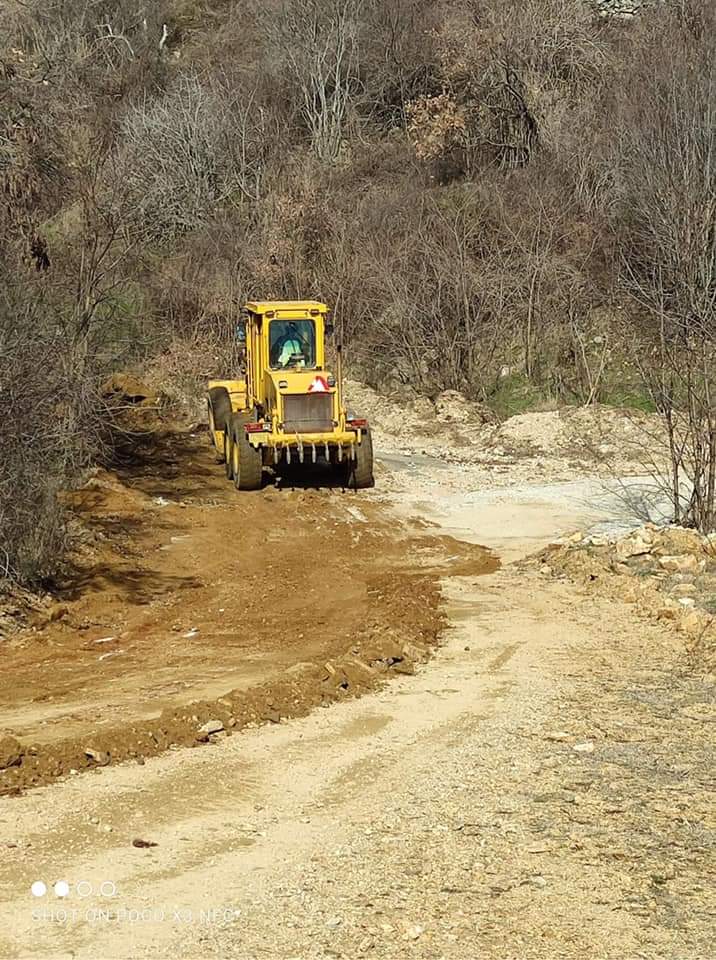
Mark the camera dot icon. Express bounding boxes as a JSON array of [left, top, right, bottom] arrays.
[[31, 881, 47, 898], [54, 881, 70, 898]]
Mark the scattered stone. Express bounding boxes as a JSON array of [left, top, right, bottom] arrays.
[[658, 555, 703, 574], [573, 741, 595, 753], [132, 838, 158, 848], [545, 731, 570, 743], [85, 747, 110, 766], [198, 719, 224, 736], [0, 736, 23, 770], [616, 533, 653, 561], [405, 924, 424, 940]]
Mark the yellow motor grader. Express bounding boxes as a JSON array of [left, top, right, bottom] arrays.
[[207, 300, 374, 490]]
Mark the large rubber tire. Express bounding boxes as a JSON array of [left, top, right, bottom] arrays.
[[224, 427, 234, 479], [349, 429, 375, 489], [208, 387, 233, 433], [230, 414, 263, 491], [207, 401, 216, 441]]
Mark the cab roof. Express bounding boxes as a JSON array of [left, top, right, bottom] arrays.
[[244, 300, 328, 315]]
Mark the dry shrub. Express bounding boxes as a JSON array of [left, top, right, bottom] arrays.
[[0, 286, 101, 582], [610, 4, 716, 532], [118, 74, 266, 241], [407, 0, 607, 176]]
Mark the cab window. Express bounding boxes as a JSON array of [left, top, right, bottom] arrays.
[[269, 320, 316, 369]]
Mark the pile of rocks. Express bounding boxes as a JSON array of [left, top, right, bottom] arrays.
[[539, 523, 716, 672]]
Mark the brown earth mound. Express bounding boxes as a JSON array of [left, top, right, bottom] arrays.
[[0, 429, 496, 795]]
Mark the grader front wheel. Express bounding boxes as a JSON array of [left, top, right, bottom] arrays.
[[207, 387, 231, 463], [208, 387, 232, 428]]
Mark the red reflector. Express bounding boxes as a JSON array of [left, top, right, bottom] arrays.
[[348, 418, 368, 429], [245, 422, 266, 433], [308, 375, 330, 393]]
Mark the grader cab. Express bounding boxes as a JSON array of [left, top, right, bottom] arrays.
[[207, 300, 374, 490]]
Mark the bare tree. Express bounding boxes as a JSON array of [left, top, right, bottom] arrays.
[[618, 48, 715, 532], [267, 0, 359, 163], [119, 75, 266, 240]]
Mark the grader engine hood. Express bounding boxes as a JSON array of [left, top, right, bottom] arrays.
[[269, 370, 337, 435]]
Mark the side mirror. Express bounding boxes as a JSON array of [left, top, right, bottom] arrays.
[[236, 321, 247, 343], [325, 321, 334, 336]]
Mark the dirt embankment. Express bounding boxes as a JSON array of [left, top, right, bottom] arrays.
[[0, 428, 495, 796], [533, 524, 716, 674], [347, 380, 666, 488]]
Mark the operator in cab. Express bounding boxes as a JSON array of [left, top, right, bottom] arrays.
[[270, 320, 315, 369]]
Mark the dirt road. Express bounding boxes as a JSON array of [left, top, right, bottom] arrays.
[[0, 427, 713, 959], [0, 431, 490, 794]]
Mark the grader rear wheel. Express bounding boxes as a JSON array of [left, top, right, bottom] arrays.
[[224, 428, 234, 479], [230, 415, 263, 491], [349, 430, 375, 489]]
